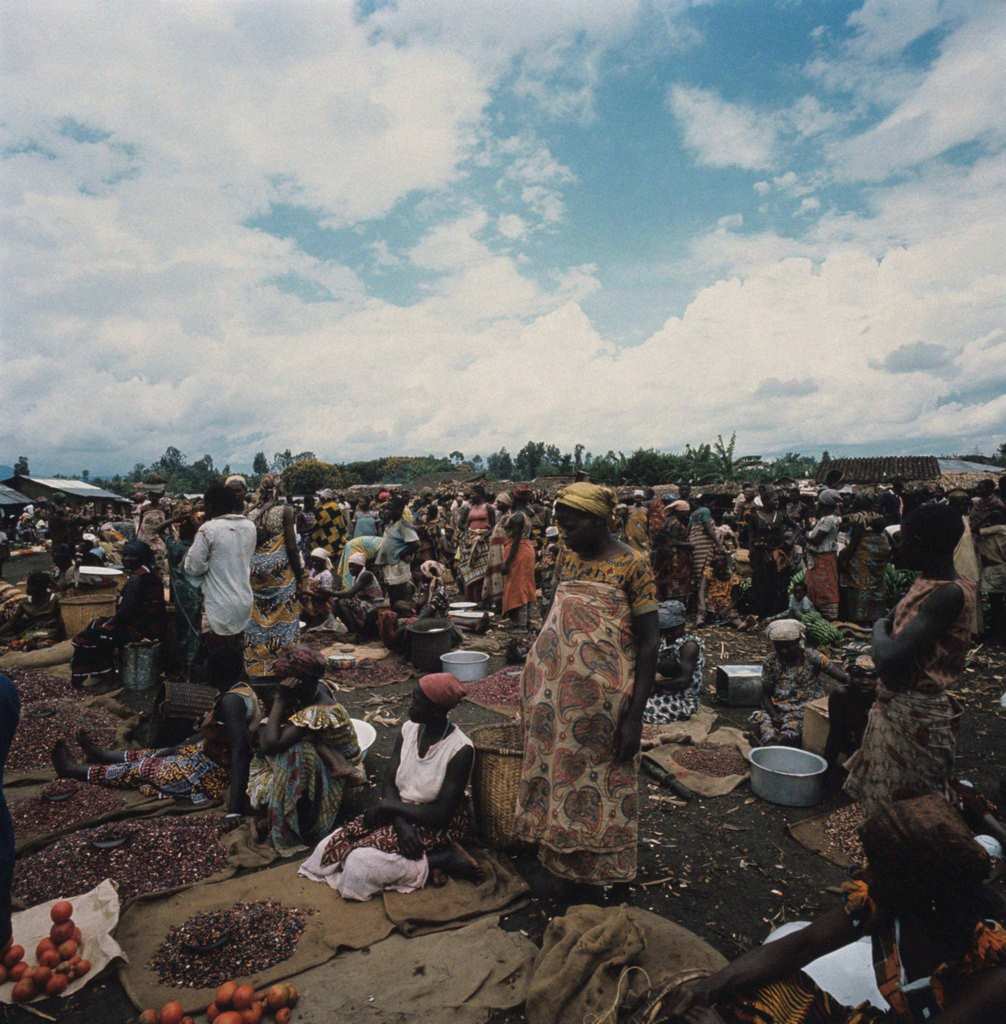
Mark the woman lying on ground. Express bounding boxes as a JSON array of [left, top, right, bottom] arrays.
[[667, 794, 1006, 1024], [53, 646, 257, 815], [300, 673, 481, 899], [248, 647, 364, 854]]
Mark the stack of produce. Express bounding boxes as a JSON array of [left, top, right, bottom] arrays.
[[2, 900, 92, 1003]]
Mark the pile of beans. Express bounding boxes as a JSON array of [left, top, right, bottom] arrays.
[[10, 780, 126, 838], [463, 669, 521, 708], [7, 700, 121, 772], [670, 743, 748, 777], [9, 669, 78, 704], [148, 900, 309, 988], [821, 803, 866, 863], [12, 816, 233, 907]]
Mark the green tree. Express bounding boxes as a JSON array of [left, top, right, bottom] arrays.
[[252, 452, 269, 475], [449, 450, 465, 466], [14, 455, 29, 476], [272, 449, 295, 472], [486, 448, 514, 479], [281, 458, 342, 496], [471, 454, 484, 472], [514, 441, 546, 480], [81, 469, 90, 481]]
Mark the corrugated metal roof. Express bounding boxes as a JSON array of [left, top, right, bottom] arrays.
[[816, 456, 940, 484], [937, 458, 1002, 475], [0, 483, 31, 506], [3, 477, 131, 503]]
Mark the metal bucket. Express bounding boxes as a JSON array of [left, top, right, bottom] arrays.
[[120, 642, 161, 691], [749, 746, 827, 807], [440, 650, 490, 682], [407, 621, 455, 673]]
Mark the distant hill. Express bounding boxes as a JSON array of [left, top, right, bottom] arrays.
[[0, 466, 13, 480]]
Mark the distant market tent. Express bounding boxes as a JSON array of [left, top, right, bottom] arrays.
[[0, 483, 32, 509], [2, 476, 132, 507]]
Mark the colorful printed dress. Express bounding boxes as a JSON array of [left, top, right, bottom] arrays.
[[513, 546, 658, 884], [245, 503, 301, 679], [311, 501, 349, 565], [844, 577, 976, 816], [86, 683, 260, 803], [749, 648, 832, 746], [722, 878, 1006, 1023], [247, 701, 361, 855]]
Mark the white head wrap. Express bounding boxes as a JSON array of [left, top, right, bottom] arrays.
[[309, 547, 332, 570], [767, 619, 805, 642]]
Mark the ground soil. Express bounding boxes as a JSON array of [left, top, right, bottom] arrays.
[[4, 554, 1005, 1023]]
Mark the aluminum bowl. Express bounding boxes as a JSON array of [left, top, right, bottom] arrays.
[[440, 650, 491, 682], [749, 746, 827, 807]]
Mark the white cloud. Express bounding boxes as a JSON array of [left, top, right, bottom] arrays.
[[797, 196, 821, 215], [667, 84, 778, 170], [497, 213, 529, 240]]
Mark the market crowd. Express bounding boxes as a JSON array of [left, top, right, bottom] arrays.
[[2, 467, 1006, 1024]]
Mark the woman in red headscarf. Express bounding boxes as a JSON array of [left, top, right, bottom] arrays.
[[300, 673, 481, 899]]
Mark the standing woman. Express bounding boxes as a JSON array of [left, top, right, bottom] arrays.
[[687, 492, 723, 611], [513, 483, 658, 888], [805, 490, 842, 620], [482, 492, 513, 612], [456, 485, 495, 605], [244, 474, 304, 680], [839, 497, 892, 625], [312, 490, 349, 568], [501, 513, 536, 631], [653, 499, 693, 603], [158, 510, 203, 679], [746, 488, 788, 620], [845, 503, 976, 816]]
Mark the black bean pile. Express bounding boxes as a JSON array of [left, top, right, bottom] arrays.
[[9, 669, 78, 704], [670, 743, 749, 777], [7, 699, 121, 772], [148, 900, 309, 988], [12, 816, 232, 907], [10, 780, 126, 838]]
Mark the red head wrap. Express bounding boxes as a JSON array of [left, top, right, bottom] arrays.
[[418, 673, 466, 710]]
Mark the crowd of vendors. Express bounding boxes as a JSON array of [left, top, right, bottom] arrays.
[[1, 468, 1006, 1023]]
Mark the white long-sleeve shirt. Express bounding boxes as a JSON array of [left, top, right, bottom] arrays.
[[183, 514, 256, 636]]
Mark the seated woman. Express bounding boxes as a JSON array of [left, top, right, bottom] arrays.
[[749, 619, 849, 748], [300, 673, 480, 899], [248, 647, 364, 854], [0, 572, 61, 646], [336, 534, 383, 589], [331, 551, 388, 637], [69, 539, 166, 689], [417, 560, 450, 619], [643, 600, 704, 724], [300, 547, 336, 625], [666, 794, 1006, 1024], [52, 646, 258, 814]]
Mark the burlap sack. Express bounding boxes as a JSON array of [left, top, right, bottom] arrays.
[[0, 639, 73, 671], [643, 726, 751, 797], [641, 707, 716, 750], [526, 905, 726, 1024]]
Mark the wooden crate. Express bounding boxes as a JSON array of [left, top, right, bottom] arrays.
[[802, 696, 830, 756]]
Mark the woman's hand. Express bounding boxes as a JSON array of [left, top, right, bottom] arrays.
[[614, 711, 642, 763], [394, 817, 423, 859], [663, 976, 720, 1018]]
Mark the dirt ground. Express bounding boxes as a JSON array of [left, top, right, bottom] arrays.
[[4, 564, 1005, 1023]]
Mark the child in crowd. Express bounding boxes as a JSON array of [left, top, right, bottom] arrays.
[[697, 552, 746, 629]]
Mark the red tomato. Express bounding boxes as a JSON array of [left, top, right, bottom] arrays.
[[50, 900, 74, 924]]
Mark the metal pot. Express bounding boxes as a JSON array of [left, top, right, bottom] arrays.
[[748, 746, 827, 807], [440, 650, 490, 682]]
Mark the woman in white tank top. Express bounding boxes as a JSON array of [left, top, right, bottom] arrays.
[[300, 673, 482, 900]]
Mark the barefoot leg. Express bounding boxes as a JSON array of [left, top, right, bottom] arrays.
[[75, 730, 123, 764], [51, 741, 89, 781]]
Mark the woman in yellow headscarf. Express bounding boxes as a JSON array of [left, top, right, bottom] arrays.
[[513, 482, 659, 889]]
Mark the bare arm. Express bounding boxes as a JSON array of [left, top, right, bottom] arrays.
[[283, 507, 303, 584], [872, 582, 964, 689], [615, 610, 659, 762], [257, 689, 308, 754], [218, 692, 252, 816]]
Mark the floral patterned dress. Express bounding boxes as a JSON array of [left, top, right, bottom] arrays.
[[749, 649, 831, 746], [513, 546, 657, 884]]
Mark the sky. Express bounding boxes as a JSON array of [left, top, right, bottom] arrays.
[[2, 0, 1005, 476]]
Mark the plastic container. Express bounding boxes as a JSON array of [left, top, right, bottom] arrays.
[[352, 719, 378, 758], [120, 642, 161, 691], [440, 650, 490, 682], [748, 746, 827, 807]]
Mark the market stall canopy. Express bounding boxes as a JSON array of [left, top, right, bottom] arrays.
[[0, 483, 31, 508], [2, 476, 132, 506]]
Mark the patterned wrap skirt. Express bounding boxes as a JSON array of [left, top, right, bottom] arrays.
[[513, 578, 639, 884], [245, 533, 301, 678]]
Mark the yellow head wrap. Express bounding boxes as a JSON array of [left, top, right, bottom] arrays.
[[556, 482, 617, 521]]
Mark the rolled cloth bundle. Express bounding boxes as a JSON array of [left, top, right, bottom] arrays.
[[555, 482, 616, 520]]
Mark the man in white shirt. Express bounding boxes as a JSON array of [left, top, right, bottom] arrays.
[[184, 482, 256, 661]]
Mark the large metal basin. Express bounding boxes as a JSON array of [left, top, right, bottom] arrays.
[[749, 745, 827, 807]]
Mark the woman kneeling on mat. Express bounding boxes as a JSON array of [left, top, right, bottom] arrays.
[[300, 673, 481, 899]]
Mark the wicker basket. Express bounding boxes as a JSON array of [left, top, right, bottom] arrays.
[[59, 590, 117, 637], [470, 721, 524, 849], [160, 679, 217, 720]]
